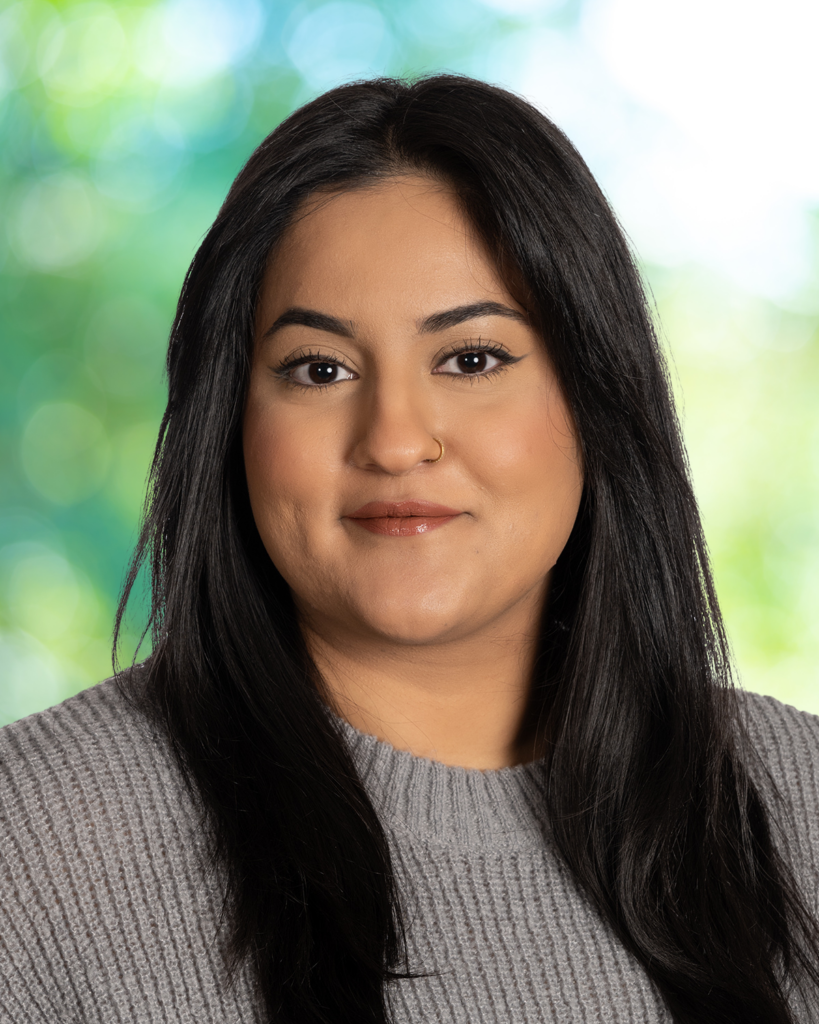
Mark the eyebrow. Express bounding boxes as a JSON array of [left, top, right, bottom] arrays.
[[263, 307, 354, 339], [263, 301, 529, 340], [418, 301, 529, 333]]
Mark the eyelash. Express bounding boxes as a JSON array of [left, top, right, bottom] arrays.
[[273, 340, 520, 390], [273, 349, 339, 389], [435, 339, 519, 380]]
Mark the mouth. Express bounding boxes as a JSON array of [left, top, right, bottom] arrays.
[[344, 500, 463, 537]]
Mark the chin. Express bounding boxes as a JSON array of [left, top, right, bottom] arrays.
[[347, 583, 474, 646]]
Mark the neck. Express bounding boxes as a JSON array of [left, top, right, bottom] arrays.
[[302, 606, 546, 771]]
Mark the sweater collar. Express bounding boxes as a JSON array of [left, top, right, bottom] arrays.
[[334, 716, 551, 851]]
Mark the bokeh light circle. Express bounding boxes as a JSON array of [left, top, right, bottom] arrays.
[[285, 3, 393, 90], [10, 172, 104, 270], [21, 402, 111, 505]]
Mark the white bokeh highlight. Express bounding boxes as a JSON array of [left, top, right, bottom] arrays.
[[484, 0, 819, 306]]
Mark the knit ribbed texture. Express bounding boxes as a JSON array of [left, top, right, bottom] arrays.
[[1, 678, 817, 1023]]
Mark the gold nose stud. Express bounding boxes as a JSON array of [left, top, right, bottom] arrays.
[[428, 437, 444, 463]]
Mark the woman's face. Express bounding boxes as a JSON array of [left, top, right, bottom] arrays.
[[244, 176, 583, 649]]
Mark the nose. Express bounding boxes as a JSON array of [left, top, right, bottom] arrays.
[[350, 385, 441, 475]]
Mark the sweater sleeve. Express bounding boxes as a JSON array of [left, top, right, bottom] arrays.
[[0, 679, 260, 1024], [0, 690, 117, 1023], [739, 689, 819, 909], [0, 837, 60, 1024]]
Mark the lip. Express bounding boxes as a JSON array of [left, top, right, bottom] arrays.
[[345, 500, 463, 537], [348, 500, 462, 518]]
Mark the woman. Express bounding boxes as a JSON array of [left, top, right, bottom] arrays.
[[1, 75, 817, 1024]]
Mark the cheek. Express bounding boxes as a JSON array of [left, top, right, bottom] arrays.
[[242, 393, 331, 560], [243, 402, 294, 518], [469, 391, 582, 550]]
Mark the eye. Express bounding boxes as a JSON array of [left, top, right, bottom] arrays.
[[286, 359, 357, 387], [434, 348, 507, 376]]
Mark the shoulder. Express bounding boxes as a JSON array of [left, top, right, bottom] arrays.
[[0, 673, 245, 1022], [0, 669, 191, 840], [0, 667, 203, 909], [738, 688, 819, 792], [0, 669, 205, 902], [737, 689, 819, 896]]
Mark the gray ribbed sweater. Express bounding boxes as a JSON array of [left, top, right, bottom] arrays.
[[1, 678, 817, 1023]]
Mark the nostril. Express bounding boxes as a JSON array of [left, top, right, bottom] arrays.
[[351, 420, 442, 475]]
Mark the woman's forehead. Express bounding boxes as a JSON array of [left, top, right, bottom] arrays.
[[258, 178, 516, 326]]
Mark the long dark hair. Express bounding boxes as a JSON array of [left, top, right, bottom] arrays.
[[116, 75, 819, 1023]]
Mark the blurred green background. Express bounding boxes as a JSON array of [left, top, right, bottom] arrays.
[[1, 0, 817, 726]]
